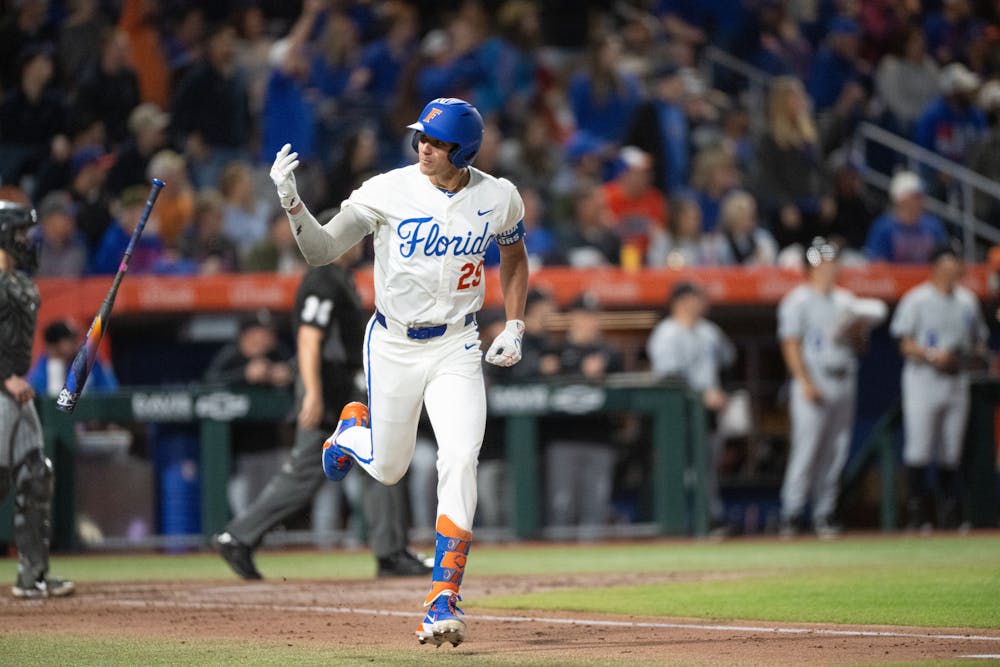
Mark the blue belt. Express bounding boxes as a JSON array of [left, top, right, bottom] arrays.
[[375, 311, 475, 339]]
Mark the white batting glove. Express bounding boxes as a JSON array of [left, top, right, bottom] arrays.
[[485, 320, 525, 367], [270, 143, 300, 209]]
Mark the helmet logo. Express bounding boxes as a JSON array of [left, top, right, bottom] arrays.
[[423, 108, 444, 123]]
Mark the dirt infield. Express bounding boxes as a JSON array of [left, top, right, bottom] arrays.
[[3, 573, 998, 665]]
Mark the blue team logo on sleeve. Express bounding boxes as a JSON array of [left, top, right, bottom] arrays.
[[397, 216, 491, 258]]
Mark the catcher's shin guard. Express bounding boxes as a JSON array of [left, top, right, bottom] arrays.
[[417, 515, 472, 646], [13, 450, 54, 585]]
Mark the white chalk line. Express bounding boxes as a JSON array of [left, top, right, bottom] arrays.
[[107, 599, 1000, 643]]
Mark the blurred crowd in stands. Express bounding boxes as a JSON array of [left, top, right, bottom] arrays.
[[5, 0, 1000, 279]]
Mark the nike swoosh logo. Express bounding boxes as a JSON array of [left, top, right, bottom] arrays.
[[477, 209, 493, 216], [465, 343, 477, 350]]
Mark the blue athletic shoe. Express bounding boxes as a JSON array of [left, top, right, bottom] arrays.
[[416, 591, 465, 647], [321, 402, 368, 481]]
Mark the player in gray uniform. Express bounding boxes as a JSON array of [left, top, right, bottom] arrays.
[[890, 244, 988, 530], [646, 282, 736, 533], [777, 238, 875, 538], [0, 200, 74, 598]]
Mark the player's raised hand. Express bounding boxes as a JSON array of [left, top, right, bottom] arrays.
[[485, 319, 525, 367], [270, 143, 301, 209]]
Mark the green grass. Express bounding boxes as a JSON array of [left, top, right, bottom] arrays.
[[3, 534, 996, 585], [478, 564, 1000, 628]]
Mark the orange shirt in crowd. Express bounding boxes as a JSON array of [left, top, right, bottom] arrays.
[[119, 0, 170, 109], [601, 181, 668, 262]]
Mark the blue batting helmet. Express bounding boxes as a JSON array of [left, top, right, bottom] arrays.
[[407, 98, 484, 169]]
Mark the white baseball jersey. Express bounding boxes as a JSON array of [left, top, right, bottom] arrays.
[[890, 281, 988, 466], [778, 285, 860, 383], [341, 164, 525, 326], [646, 318, 735, 392]]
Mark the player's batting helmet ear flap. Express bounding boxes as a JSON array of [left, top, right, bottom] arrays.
[[407, 98, 484, 169]]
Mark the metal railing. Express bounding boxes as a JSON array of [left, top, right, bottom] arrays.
[[853, 122, 1000, 261]]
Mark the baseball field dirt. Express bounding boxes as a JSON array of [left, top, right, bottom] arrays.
[[4, 572, 999, 665]]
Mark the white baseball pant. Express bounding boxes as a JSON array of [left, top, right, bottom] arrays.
[[333, 313, 486, 532]]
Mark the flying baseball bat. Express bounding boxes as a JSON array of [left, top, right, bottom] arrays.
[[56, 178, 165, 413]]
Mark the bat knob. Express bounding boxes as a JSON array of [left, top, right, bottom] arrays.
[[151, 178, 165, 188]]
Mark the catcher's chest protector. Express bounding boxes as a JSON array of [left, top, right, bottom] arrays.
[[0, 271, 40, 378]]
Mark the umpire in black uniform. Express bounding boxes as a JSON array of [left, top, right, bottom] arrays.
[[213, 234, 430, 578]]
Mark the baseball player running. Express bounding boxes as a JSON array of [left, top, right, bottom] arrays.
[[777, 237, 884, 538], [269, 98, 528, 647], [0, 198, 74, 598], [890, 244, 988, 531]]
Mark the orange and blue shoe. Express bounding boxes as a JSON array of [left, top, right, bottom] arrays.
[[321, 402, 369, 481], [416, 591, 466, 647]]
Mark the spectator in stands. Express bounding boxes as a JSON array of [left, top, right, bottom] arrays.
[[259, 4, 323, 167], [219, 161, 272, 258], [324, 124, 380, 212], [715, 190, 778, 266], [752, 76, 833, 250], [913, 62, 986, 195], [35, 190, 87, 278], [971, 81, 1000, 225], [624, 63, 689, 195], [161, 5, 206, 83], [550, 131, 610, 217], [171, 21, 252, 189], [74, 27, 141, 146], [807, 16, 869, 114], [177, 188, 240, 275], [118, 0, 170, 109], [647, 281, 736, 534], [689, 145, 741, 233], [57, 0, 110, 86], [88, 184, 164, 275], [0, 0, 51, 91], [413, 21, 482, 105], [648, 196, 722, 267], [568, 34, 642, 144], [232, 4, 273, 117], [751, 0, 812, 79], [923, 0, 980, 66], [144, 149, 194, 250], [204, 310, 294, 517], [27, 320, 118, 397], [602, 146, 668, 266], [498, 114, 561, 196], [106, 103, 170, 197], [243, 210, 307, 275], [351, 2, 419, 116], [67, 145, 114, 252], [561, 186, 622, 268], [874, 26, 941, 136], [0, 43, 68, 187], [544, 292, 624, 534], [864, 171, 948, 264], [827, 154, 880, 252], [473, 0, 541, 120]]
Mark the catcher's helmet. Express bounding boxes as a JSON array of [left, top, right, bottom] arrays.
[[0, 200, 38, 271], [805, 236, 839, 268], [407, 98, 484, 169]]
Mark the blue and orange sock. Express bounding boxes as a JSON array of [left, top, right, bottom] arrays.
[[424, 515, 472, 606]]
